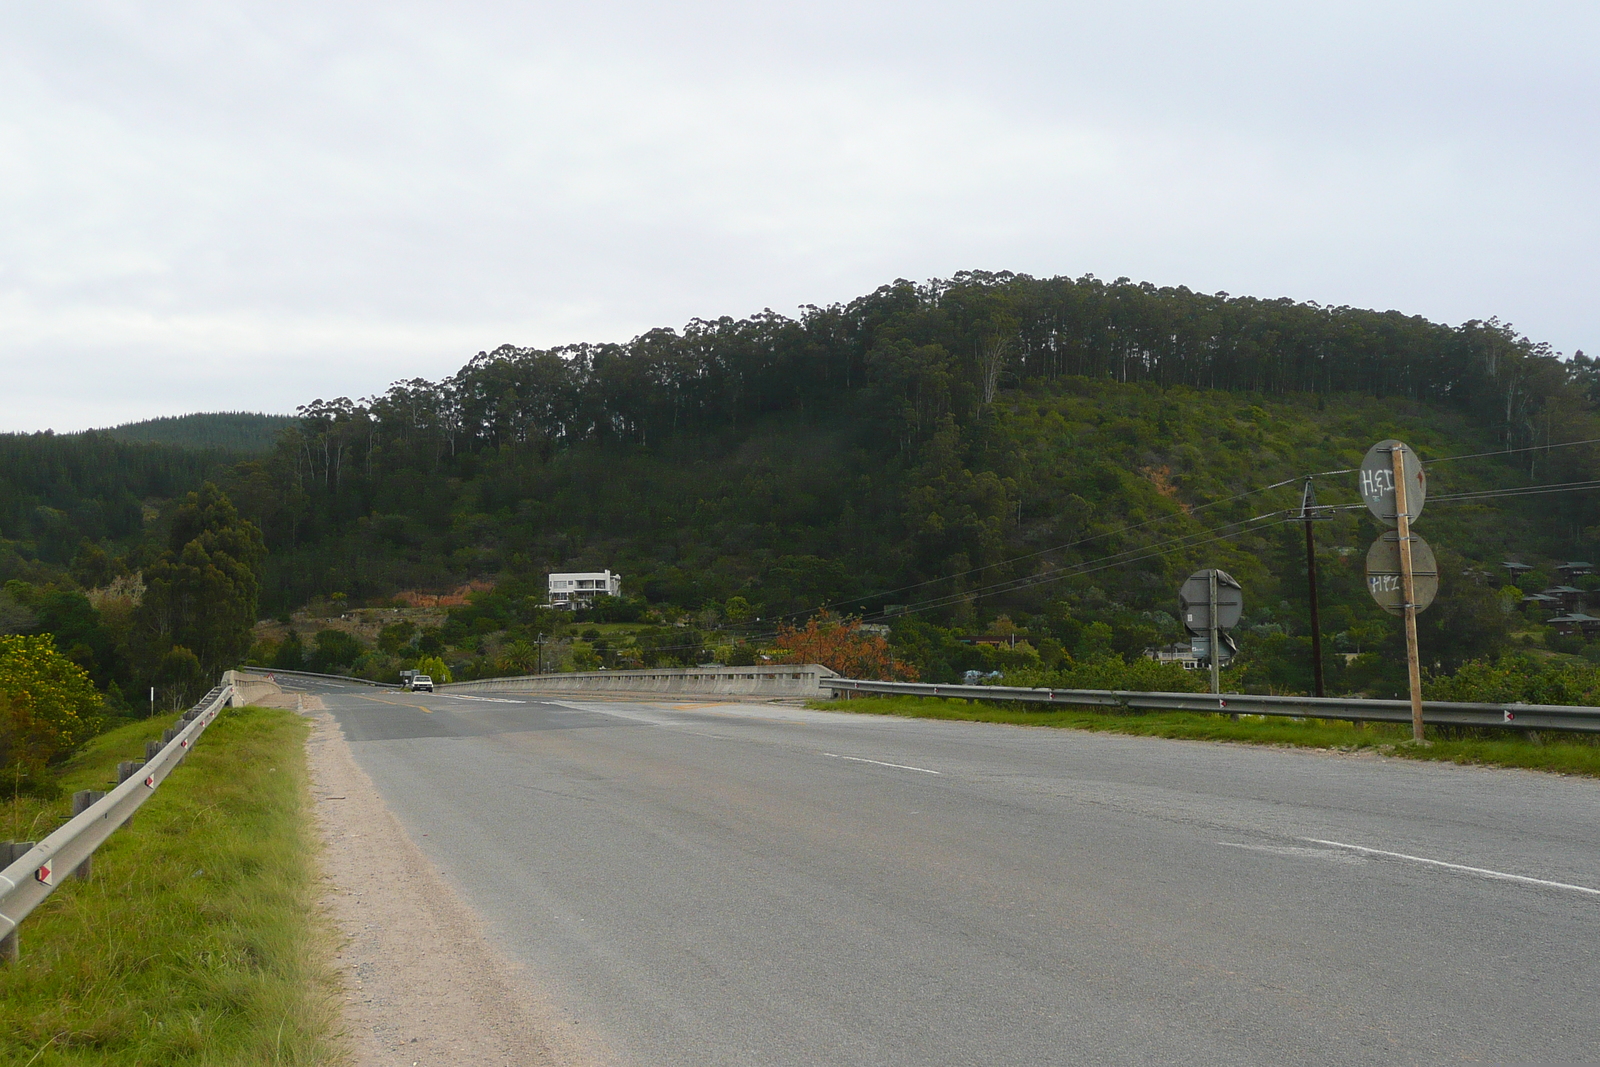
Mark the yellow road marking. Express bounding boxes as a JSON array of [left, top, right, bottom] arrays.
[[362, 694, 433, 713]]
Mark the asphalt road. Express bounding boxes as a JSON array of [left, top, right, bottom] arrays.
[[299, 679, 1600, 1066]]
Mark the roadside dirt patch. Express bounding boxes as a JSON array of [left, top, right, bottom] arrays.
[[306, 709, 610, 1067]]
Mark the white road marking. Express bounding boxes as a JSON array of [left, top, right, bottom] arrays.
[[823, 753, 942, 775], [1303, 838, 1600, 897], [440, 694, 526, 704], [1218, 842, 1367, 864]]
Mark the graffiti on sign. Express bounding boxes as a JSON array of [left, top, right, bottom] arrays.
[[1359, 439, 1427, 527], [1364, 530, 1439, 615]]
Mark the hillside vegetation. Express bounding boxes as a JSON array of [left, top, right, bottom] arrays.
[[98, 412, 294, 452], [3, 271, 1599, 710]]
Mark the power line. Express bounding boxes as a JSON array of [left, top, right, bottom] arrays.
[[776, 476, 1304, 625], [593, 468, 1600, 655], [1305, 475, 1600, 516], [1424, 436, 1600, 465], [584, 444, 1600, 654], [866, 512, 1289, 620], [1430, 479, 1600, 503], [588, 511, 1294, 654]]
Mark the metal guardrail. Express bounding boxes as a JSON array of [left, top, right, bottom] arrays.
[[444, 664, 836, 697], [236, 666, 399, 688], [0, 682, 235, 961], [820, 678, 1600, 733]]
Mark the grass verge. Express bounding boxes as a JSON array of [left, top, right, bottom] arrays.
[[808, 696, 1600, 777], [0, 707, 342, 1066]]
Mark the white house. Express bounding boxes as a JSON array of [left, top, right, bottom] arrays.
[[548, 570, 623, 610], [1144, 641, 1201, 670]]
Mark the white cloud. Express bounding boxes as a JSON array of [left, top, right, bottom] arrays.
[[1, 1, 1596, 430]]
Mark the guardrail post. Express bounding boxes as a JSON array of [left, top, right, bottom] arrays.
[[145, 740, 163, 761], [70, 792, 106, 880], [1, 841, 35, 962], [115, 760, 141, 828]]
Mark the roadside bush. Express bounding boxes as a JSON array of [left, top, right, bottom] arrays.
[[1003, 654, 1209, 693], [577, 595, 647, 623], [774, 612, 918, 680], [155, 645, 206, 709], [308, 629, 363, 673], [1425, 655, 1600, 706], [0, 634, 103, 787], [414, 654, 453, 683], [272, 629, 306, 670], [377, 619, 417, 654], [1548, 632, 1587, 656]]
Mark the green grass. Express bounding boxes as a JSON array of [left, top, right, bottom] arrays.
[[808, 696, 1600, 777], [0, 708, 342, 1066]]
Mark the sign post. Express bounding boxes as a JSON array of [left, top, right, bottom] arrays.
[[1208, 569, 1220, 695], [1359, 439, 1431, 742], [1391, 444, 1425, 741], [1180, 569, 1241, 698]]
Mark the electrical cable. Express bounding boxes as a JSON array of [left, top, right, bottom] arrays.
[[765, 476, 1305, 626], [1304, 476, 1600, 516], [584, 511, 1294, 654], [576, 443, 1600, 655], [1423, 436, 1600, 465], [1430, 479, 1600, 503], [863, 511, 1289, 619], [870, 520, 1289, 623]]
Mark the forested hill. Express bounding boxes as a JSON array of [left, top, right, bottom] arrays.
[[0, 415, 288, 577], [99, 412, 294, 452], [3, 270, 1598, 692], [229, 272, 1598, 610], [0, 432, 233, 575]]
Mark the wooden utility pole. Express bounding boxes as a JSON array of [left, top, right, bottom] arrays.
[[1208, 569, 1221, 696], [1390, 444, 1425, 741], [1301, 479, 1325, 698]]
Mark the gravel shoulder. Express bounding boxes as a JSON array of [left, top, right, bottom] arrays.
[[305, 704, 611, 1067]]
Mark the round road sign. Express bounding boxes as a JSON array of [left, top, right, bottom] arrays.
[[1359, 439, 1426, 527], [1178, 569, 1244, 632], [1364, 531, 1439, 615]]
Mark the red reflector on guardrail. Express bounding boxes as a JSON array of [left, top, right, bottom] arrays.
[[35, 862, 52, 886], [144, 775, 155, 788]]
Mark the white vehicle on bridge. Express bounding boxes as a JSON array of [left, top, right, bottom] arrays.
[[409, 674, 433, 692]]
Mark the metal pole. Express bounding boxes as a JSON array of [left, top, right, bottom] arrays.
[[1391, 445, 1425, 741], [1208, 569, 1221, 696], [1302, 480, 1325, 698]]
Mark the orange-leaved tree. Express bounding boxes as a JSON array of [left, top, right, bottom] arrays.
[[772, 612, 918, 680]]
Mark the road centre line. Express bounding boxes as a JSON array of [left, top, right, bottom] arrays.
[[823, 753, 942, 775], [1302, 838, 1600, 897], [361, 694, 433, 713]]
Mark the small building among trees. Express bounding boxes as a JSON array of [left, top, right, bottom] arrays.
[[1548, 613, 1600, 638], [548, 570, 623, 611]]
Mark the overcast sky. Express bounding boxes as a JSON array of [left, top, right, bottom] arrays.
[[3, 1, 1596, 432]]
